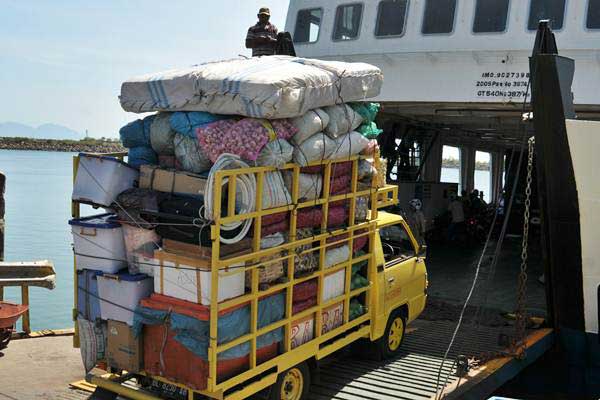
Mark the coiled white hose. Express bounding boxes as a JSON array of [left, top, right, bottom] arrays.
[[203, 153, 256, 244]]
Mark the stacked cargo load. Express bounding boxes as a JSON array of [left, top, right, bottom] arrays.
[[71, 56, 396, 396]]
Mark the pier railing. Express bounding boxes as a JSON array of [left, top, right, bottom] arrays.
[[0, 171, 56, 335]]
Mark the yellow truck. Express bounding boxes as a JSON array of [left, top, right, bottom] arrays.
[[75, 153, 428, 400]]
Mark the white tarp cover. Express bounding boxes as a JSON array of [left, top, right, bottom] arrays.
[[119, 56, 383, 119]]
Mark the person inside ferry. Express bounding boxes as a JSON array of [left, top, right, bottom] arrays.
[[405, 198, 426, 245], [447, 194, 465, 242], [470, 189, 484, 214], [460, 190, 470, 213], [246, 7, 278, 57], [479, 191, 487, 206]]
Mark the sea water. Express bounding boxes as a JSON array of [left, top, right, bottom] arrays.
[[0, 150, 82, 330]]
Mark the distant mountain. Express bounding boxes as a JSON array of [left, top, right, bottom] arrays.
[[0, 122, 84, 140]]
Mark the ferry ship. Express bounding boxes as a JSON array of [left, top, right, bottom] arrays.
[[286, 0, 600, 396]]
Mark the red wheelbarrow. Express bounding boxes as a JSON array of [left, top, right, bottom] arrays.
[[0, 301, 29, 350]]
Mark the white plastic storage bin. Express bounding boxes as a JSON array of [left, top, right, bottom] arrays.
[[154, 257, 245, 305], [323, 269, 346, 302], [73, 154, 139, 207], [70, 214, 127, 273], [97, 272, 153, 325]]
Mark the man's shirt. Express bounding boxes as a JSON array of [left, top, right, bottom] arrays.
[[448, 201, 465, 223], [246, 22, 278, 56]]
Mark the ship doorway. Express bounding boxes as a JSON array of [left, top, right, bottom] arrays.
[[377, 114, 547, 327]]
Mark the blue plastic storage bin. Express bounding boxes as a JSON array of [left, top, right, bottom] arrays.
[[77, 269, 103, 322]]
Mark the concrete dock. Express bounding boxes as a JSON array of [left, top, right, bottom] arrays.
[[0, 334, 86, 400]]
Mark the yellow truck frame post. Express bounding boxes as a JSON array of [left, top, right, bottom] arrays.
[[75, 153, 417, 400]]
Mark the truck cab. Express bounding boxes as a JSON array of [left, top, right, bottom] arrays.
[[371, 211, 428, 358]]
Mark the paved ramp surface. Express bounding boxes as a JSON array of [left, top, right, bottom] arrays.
[[310, 319, 504, 400]]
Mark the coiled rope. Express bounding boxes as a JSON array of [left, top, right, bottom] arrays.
[[204, 153, 256, 244]]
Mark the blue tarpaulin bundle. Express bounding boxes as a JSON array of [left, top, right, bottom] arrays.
[[133, 292, 285, 360], [119, 115, 156, 148], [127, 146, 158, 169]]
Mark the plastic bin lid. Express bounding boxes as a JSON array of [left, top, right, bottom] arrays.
[[100, 270, 151, 282], [77, 269, 104, 277], [69, 213, 120, 229], [78, 153, 133, 169]]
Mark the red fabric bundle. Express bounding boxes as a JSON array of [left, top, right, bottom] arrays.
[[297, 206, 348, 229], [329, 174, 351, 195], [292, 298, 317, 315], [301, 161, 352, 176], [261, 211, 288, 226], [260, 220, 289, 236], [293, 279, 318, 302]]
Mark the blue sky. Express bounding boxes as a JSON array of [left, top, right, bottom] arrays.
[[0, 1, 290, 138]]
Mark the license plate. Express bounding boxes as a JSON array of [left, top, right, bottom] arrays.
[[148, 380, 189, 400]]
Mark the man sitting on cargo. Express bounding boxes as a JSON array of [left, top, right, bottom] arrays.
[[246, 7, 278, 57]]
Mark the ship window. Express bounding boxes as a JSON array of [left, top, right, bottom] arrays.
[[528, 0, 566, 31], [333, 3, 364, 41], [422, 0, 457, 34], [473, 0, 510, 33], [375, 0, 409, 37], [294, 8, 323, 43], [588, 0, 600, 29]]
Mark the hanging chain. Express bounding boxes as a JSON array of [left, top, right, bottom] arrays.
[[511, 136, 535, 359]]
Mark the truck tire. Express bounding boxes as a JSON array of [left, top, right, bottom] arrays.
[[269, 361, 311, 400], [376, 312, 406, 359]]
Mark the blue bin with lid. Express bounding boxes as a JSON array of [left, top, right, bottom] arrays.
[[97, 270, 153, 326], [77, 269, 103, 322]]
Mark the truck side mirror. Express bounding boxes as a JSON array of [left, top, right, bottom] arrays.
[[418, 244, 427, 258]]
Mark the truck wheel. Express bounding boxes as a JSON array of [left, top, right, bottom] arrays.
[[269, 361, 311, 400], [377, 312, 406, 359]]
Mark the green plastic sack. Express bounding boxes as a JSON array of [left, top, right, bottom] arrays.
[[358, 121, 383, 139], [349, 300, 365, 320], [351, 102, 381, 123], [351, 274, 369, 290], [351, 251, 369, 290]]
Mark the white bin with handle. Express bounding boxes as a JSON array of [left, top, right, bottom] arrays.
[[97, 271, 153, 326], [70, 214, 127, 273], [73, 154, 139, 207]]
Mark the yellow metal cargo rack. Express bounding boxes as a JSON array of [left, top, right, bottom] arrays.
[[74, 152, 398, 400]]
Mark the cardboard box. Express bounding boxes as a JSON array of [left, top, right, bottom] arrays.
[[162, 238, 252, 259], [139, 165, 207, 197], [107, 320, 142, 372]]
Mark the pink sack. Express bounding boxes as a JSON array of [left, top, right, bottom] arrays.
[[197, 118, 297, 162]]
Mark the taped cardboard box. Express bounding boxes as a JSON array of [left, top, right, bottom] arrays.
[[162, 238, 252, 259], [107, 320, 142, 372], [139, 165, 207, 197]]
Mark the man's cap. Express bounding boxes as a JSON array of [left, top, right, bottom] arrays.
[[258, 7, 270, 15]]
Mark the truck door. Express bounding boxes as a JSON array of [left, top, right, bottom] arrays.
[[379, 222, 424, 317]]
